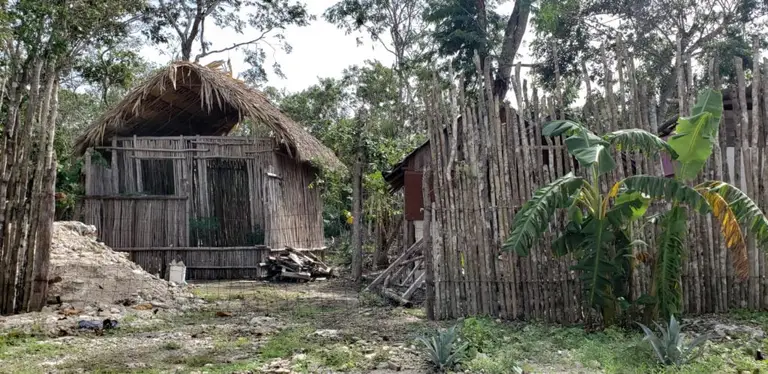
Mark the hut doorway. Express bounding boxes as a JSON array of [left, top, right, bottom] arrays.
[[199, 158, 253, 246]]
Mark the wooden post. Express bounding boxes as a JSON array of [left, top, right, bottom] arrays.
[[84, 149, 92, 196]]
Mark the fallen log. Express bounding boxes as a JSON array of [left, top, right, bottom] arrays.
[[280, 270, 312, 281], [382, 288, 413, 307]]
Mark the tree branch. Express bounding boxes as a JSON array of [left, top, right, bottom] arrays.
[[203, 0, 225, 17], [686, 14, 734, 53], [158, 0, 186, 40], [194, 28, 274, 62]]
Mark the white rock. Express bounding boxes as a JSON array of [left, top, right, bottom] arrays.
[[313, 329, 341, 339]]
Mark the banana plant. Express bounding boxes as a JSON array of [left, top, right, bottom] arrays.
[[502, 116, 664, 324], [609, 89, 768, 320], [503, 88, 768, 325]]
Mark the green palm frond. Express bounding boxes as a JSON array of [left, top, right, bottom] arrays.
[[654, 206, 687, 320], [667, 89, 723, 181], [603, 129, 677, 158], [571, 217, 616, 310], [612, 229, 632, 300], [552, 221, 586, 257], [619, 176, 709, 214], [542, 120, 585, 137], [503, 172, 586, 256], [702, 181, 768, 248]]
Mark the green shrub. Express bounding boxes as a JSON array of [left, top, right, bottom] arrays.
[[466, 351, 523, 374], [460, 317, 499, 354]]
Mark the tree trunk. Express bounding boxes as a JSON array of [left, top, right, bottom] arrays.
[[25, 67, 59, 311], [351, 117, 365, 281], [22, 62, 56, 308], [351, 157, 364, 281], [0, 54, 60, 314], [373, 218, 387, 270], [181, 40, 193, 61], [373, 215, 401, 269], [495, 0, 531, 98]]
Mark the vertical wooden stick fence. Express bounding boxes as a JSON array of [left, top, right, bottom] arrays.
[[423, 40, 768, 322]]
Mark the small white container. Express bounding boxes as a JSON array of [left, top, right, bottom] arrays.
[[168, 260, 187, 285]]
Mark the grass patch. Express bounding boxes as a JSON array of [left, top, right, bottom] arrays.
[[0, 330, 65, 358], [213, 336, 252, 351], [359, 291, 388, 307], [316, 344, 364, 370], [0, 330, 74, 374], [401, 307, 427, 319], [728, 309, 768, 330], [452, 317, 768, 374], [182, 353, 217, 367], [192, 284, 303, 303], [260, 327, 315, 359], [258, 327, 372, 371]]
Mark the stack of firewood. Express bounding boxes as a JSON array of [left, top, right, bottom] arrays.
[[262, 248, 334, 281], [363, 238, 425, 306]]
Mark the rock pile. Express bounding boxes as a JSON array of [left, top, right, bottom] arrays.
[[0, 221, 199, 335], [48, 221, 194, 309]]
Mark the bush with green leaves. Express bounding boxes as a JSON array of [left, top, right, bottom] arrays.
[[460, 317, 500, 355], [417, 324, 469, 372], [637, 315, 710, 366]]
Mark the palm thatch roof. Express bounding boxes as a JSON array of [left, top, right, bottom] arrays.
[[74, 61, 343, 170]]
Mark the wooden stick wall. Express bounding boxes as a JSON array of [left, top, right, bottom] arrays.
[[81, 135, 326, 280], [424, 41, 768, 322]]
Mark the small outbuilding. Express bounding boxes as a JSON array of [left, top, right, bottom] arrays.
[[74, 61, 343, 280]]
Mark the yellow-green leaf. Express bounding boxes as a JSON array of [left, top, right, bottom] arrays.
[[667, 89, 723, 181]]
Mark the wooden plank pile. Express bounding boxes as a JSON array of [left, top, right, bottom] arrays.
[[262, 247, 334, 281], [364, 239, 425, 306]]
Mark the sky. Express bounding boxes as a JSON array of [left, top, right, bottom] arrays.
[[140, 1, 527, 95]]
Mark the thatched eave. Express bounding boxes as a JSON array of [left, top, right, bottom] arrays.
[[74, 61, 344, 171]]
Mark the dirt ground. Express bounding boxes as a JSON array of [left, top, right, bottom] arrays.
[[5, 277, 768, 373], [7, 223, 768, 373], [0, 279, 435, 374]]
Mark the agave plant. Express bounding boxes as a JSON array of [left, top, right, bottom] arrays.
[[417, 324, 469, 372], [638, 315, 710, 365], [503, 88, 768, 324]]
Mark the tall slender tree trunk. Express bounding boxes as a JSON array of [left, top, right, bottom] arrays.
[[351, 149, 364, 281], [0, 55, 61, 314], [351, 113, 365, 282]]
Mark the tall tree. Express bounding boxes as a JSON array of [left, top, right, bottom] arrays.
[[325, 0, 426, 73], [273, 61, 423, 270], [75, 43, 147, 105], [141, 0, 312, 84], [426, 0, 532, 98], [0, 0, 144, 315], [324, 0, 428, 130], [532, 0, 768, 121]]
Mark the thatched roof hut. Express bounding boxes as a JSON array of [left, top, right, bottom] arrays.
[[74, 61, 343, 170]]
